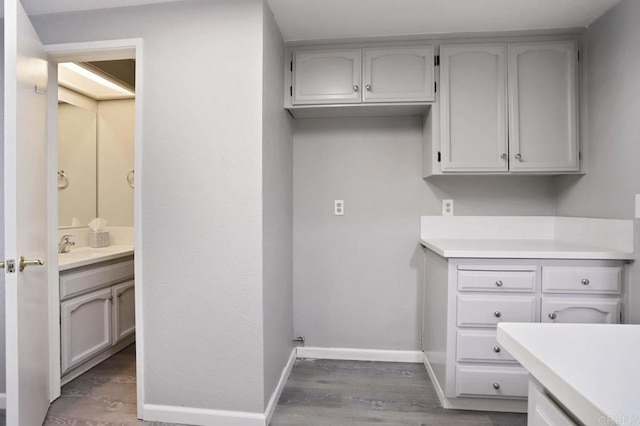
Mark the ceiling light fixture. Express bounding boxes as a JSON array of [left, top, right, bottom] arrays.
[[59, 62, 134, 98]]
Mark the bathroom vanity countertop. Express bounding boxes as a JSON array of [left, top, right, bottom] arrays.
[[497, 323, 640, 426], [420, 238, 635, 260], [59, 245, 134, 271]]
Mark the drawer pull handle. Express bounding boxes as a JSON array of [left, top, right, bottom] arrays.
[[494, 311, 502, 318], [493, 383, 501, 390], [493, 346, 501, 353], [495, 280, 503, 287], [353, 85, 359, 92], [548, 312, 557, 320], [581, 278, 590, 285]]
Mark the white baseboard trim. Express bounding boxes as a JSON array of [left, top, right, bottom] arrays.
[[142, 404, 266, 426], [297, 346, 423, 363], [265, 348, 296, 424], [0, 392, 6, 409]]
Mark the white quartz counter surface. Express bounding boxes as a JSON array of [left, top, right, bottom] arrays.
[[497, 323, 640, 426], [420, 238, 635, 260], [59, 245, 134, 271]]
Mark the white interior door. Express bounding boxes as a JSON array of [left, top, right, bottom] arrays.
[[4, 0, 51, 424]]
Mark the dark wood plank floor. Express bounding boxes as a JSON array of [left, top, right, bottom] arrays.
[[0, 346, 526, 425], [270, 358, 527, 426]]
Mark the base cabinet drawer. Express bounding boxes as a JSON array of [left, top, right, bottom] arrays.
[[542, 298, 620, 324], [542, 266, 621, 294], [455, 365, 528, 399], [456, 330, 517, 363], [458, 269, 536, 292], [457, 295, 537, 327]]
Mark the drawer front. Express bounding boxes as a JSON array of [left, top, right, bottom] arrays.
[[455, 365, 528, 398], [457, 295, 536, 327], [542, 266, 621, 294], [458, 270, 536, 292], [542, 298, 620, 324], [529, 381, 577, 426], [60, 259, 134, 301], [456, 330, 517, 363]]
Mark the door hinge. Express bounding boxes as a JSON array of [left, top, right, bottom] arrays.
[[577, 51, 580, 62], [434, 82, 437, 93], [437, 151, 441, 162], [579, 151, 582, 160], [434, 55, 440, 66], [290, 86, 293, 97], [6, 259, 16, 274], [290, 61, 293, 72]]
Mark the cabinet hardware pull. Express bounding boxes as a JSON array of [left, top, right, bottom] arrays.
[[108, 296, 113, 301], [117, 293, 122, 298], [581, 278, 590, 285], [515, 153, 522, 161], [493, 383, 500, 390], [501, 153, 508, 160], [365, 84, 372, 91], [495, 280, 503, 287], [548, 312, 557, 320], [494, 311, 502, 318], [493, 346, 501, 353], [353, 85, 359, 92]]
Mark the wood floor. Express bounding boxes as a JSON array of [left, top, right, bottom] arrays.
[[1, 346, 527, 425]]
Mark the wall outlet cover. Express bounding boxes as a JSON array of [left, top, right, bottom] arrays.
[[442, 199, 454, 216], [334, 200, 344, 216]]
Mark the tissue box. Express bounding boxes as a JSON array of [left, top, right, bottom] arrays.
[[89, 231, 110, 248]]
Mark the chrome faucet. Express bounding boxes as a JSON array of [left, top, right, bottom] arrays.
[[58, 235, 75, 254]]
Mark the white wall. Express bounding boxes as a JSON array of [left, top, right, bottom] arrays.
[[555, 0, 640, 322], [58, 102, 97, 226], [0, 18, 6, 395], [34, 0, 268, 414], [97, 99, 134, 227], [293, 116, 556, 350], [261, 2, 294, 407]]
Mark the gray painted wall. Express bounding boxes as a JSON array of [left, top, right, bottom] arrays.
[[261, 2, 294, 408], [293, 116, 556, 350], [555, 0, 640, 322], [34, 0, 268, 413], [1, 19, 6, 394]]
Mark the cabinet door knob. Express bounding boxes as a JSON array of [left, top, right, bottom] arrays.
[[493, 383, 501, 390], [365, 84, 372, 91], [495, 280, 503, 287], [515, 153, 522, 161], [494, 311, 502, 318], [493, 346, 501, 353], [501, 153, 508, 160], [108, 296, 114, 301], [581, 278, 590, 285], [353, 85, 359, 92], [548, 312, 557, 320]]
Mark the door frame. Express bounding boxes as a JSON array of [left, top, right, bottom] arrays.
[[44, 39, 145, 418]]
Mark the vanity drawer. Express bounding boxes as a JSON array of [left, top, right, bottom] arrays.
[[542, 266, 621, 294], [456, 330, 517, 363], [60, 260, 134, 301], [458, 269, 536, 292], [455, 365, 528, 399], [457, 295, 536, 327]]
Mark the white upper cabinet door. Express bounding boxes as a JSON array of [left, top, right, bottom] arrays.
[[440, 44, 508, 172], [292, 49, 362, 105], [508, 41, 579, 172], [362, 46, 434, 102]]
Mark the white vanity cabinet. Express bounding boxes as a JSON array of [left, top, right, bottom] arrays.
[[427, 40, 580, 176], [290, 45, 435, 106], [422, 253, 623, 413], [60, 255, 135, 383]]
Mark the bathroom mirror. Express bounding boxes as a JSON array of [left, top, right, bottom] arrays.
[[58, 101, 98, 227]]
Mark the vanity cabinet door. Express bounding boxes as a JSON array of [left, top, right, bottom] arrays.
[[61, 288, 113, 374], [292, 49, 362, 105], [542, 298, 620, 324], [113, 280, 135, 344]]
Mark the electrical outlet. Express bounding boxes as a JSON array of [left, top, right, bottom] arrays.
[[334, 200, 344, 216], [442, 199, 454, 216]]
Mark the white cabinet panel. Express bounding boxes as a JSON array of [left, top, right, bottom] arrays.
[[458, 269, 535, 292], [508, 41, 579, 172], [60, 259, 134, 300], [113, 280, 136, 344], [528, 380, 577, 426], [456, 330, 517, 363], [542, 298, 619, 324], [363, 46, 434, 102], [542, 266, 621, 294], [455, 365, 528, 398], [293, 49, 361, 105], [457, 295, 537, 327], [61, 288, 112, 374], [440, 44, 508, 172]]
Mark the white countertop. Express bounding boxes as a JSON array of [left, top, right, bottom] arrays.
[[497, 323, 640, 426], [59, 245, 134, 271], [420, 238, 635, 260]]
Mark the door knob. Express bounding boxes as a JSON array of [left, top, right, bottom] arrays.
[[19, 256, 44, 272]]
